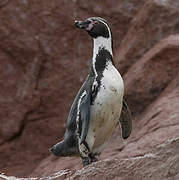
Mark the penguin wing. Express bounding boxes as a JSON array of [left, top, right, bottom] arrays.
[[119, 99, 132, 139], [79, 87, 92, 144]]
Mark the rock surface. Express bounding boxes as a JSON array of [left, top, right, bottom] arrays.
[[117, 0, 179, 74], [1, 137, 179, 179], [0, 0, 179, 179], [124, 35, 179, 114], [69, 137, 179, 180]]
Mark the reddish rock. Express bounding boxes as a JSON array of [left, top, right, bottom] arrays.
[[124, 35, 179, 115], [0, 0, 145, 177], [1, 137, 179, 179], [120, 72, 179, 158], [117, 0, 179, 74], [0, 0, 179, 179], [69, 137, 179, 180]]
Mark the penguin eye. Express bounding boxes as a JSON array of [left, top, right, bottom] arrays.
[[86, 20, 97, 31], [86, 20, 92, 24]]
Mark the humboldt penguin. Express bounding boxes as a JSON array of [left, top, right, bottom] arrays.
[[50, 17, 132, 166]]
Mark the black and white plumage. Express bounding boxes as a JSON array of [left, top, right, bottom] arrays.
[[50, 17, 132, 166]]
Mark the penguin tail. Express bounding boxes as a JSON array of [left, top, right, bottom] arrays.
[[50, 140, 78, 157], [50, 141, 67, 156]]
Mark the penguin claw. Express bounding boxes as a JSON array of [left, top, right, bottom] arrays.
[[82, 157, 90, 167]]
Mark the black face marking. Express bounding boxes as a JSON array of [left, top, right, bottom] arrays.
[[87, 17, 111, 38], [87, 21, 109, 38], [75, 17, 111, 39]]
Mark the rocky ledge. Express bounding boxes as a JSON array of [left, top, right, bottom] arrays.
[[1, 137, 179, 179]]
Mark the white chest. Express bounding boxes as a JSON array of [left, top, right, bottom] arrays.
[[86, 63, 124, 154]]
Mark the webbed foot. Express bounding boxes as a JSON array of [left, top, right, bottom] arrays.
[[82, 157, 90, 167]]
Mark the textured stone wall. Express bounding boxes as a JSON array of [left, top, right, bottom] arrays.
[[0, 0, 178, 179]]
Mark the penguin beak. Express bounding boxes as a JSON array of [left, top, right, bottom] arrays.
[[75, 20, 92, 30]]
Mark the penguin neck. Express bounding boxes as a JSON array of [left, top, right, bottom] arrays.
[[91, 36, 114, 77]]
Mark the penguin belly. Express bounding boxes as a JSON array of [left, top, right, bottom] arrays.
[[86, 64, 124, 154]]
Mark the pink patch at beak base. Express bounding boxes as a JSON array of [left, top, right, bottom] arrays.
[[86, 20, 95, 31]]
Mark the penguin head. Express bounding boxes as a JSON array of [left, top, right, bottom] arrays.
[[75, 17, 111, 39]]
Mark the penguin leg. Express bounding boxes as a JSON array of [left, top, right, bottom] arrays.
[[82, 157, 90, 166], [78, 141, 91, 166]]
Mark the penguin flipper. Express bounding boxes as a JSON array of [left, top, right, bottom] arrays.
[[79, 88, 92, 144], [119, 99, 132, 139]]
